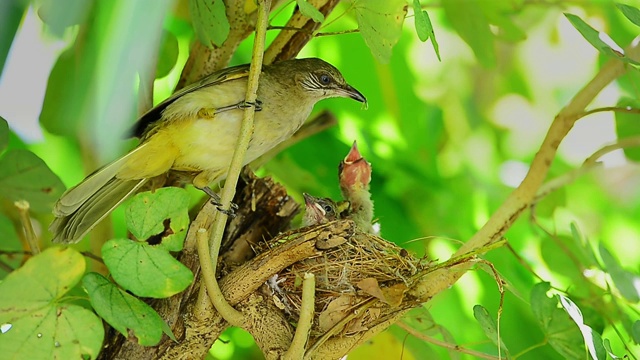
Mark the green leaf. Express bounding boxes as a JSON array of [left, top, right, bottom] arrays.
[[632, 320, 640, 343], [0, 247, 103, 359], [0, 116, 8, 154], [530, 282, 585, 359], [39, 47, 87, 137], [189, 0, 230, 48], [296, 0, 324, 23], [401, 305, 437, 335], [156, 30, 179, 79], [569, 222, 599, 267], [558, 295, 607, 360], [603, 338, 622, 359], [617, 3, 640, 27], [412, 0, 429, 41], [0, 0, 28, 77], [598, 243, 640, 302], [125, 187, 190, 251], [564, 13, 639, 66], [83, 272, 165, 346], [614, 98, 640, 161], [0, 149, 65, 213], [473, 305, 509, 354], [345, 0, 407, 64], [102, 239, 194, 298], [411, 1, 440, 61], [36, 0, 92, 37], [0, 213, 22, 278], [442, 0, 495, 67]]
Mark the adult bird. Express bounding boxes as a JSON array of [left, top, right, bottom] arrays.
[[50, 58, 366, 244]]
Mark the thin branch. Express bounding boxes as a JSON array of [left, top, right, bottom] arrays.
[[409, 37, 640, 302], [197, 228, 244, 325], [202, 0, 272, 327], [14, 201, 39, 255], [396, 322, 502, 360], [581, 106, 640, 117], [534, 135, 640, 203], [284, 273, 316, 360]]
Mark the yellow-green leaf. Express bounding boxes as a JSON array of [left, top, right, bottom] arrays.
[[346, 0, 407, 64], [0, 247, 103, 359], [189, 0, 230, 48], [0, 149, 65, 213], [296, 0, 324, 23]]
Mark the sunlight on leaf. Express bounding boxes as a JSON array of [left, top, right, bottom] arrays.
[[296, 0, 324, 23], [102, 239, 194, 298], [0, 149, 65, 213], [558, 295, 607, 360], [83, 272, 166, 346], [564, 13, 640, 66], [189, 0, 230, 48], [530, 282, 585, 359], [345, 0, 407, 64], [0, 247, 103, 359]]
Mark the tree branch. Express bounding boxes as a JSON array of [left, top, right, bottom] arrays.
[[409, 38, 640, 301]]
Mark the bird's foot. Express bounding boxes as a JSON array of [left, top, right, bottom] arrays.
[[200, 186, 238, 218], [197, 107, 217, 119], [215, 99, 263, 114]]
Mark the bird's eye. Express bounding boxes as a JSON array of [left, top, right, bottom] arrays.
[[319, 74, 331, 85], [323, 204, 333, 213]]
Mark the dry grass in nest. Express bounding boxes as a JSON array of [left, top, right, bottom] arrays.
[[265, 223, 433, 336]]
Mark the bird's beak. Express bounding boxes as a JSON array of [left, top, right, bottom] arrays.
[[303, 193, 314, 206], [341, 84, 367, 104]]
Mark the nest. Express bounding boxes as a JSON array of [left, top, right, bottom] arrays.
[[263, 221, 432, 337]]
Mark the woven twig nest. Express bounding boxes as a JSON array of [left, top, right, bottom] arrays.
[[263, 220, 432, 338]]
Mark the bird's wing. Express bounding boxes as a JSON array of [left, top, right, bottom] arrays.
[[50, 177, 148, 244], [53, 142, 152, 216], [129, 63, 252, 137]]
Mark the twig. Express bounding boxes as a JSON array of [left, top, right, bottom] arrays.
[[396, 322, 501, 360], [284, 272, 316, 360], [409, 38, 640, 302], [534, 135, 640, 203], [581, 106, 640, 117], [477, 259, 507, 359], [202, 0, 272, 327], [197, 228, 244, 325], [14, 201, 39, 255]]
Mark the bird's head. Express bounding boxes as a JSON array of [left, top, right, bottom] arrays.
[[270, 58, 367, 105], [302, 193, 340, 227]]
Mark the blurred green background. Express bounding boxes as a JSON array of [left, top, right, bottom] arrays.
[[1, 0, 639, 359]]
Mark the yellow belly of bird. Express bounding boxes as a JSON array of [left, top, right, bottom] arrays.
[[116, 106, 309, 184]]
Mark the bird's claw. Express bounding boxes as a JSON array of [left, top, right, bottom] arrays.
[[238, 99, 263, 111], [215, 203, 237, 218]]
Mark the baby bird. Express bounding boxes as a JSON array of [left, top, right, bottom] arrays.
[[301, 193, 341, 227], [338, 141, 376, 234]]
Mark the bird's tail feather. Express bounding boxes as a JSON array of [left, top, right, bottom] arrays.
[[50, 178, 147, 244], [50, 144, 151, 244]]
